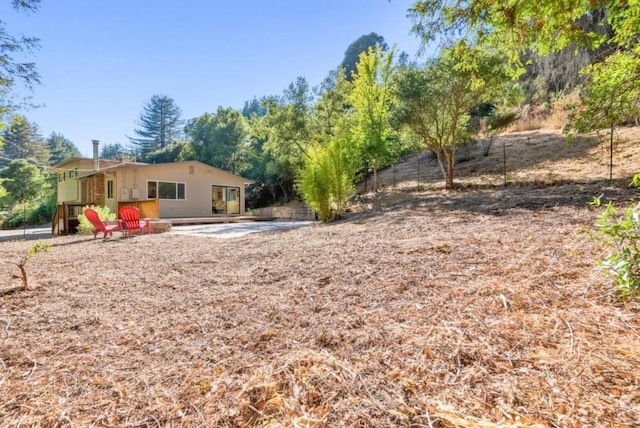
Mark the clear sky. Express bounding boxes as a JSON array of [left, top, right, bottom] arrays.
[[1, 1, 424, 157]]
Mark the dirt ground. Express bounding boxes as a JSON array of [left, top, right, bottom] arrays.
[[1, 128, 640, 427]]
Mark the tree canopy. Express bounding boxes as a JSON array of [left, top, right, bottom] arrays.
[[349, 45, 397, 190], [0, 0, 41, 101], [187, 107, 250, 174], [340, 32, 388, 81], [0, 114, 47, 167], [46, 132, 80, 165]]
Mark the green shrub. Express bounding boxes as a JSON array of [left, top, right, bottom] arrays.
[[298, 145, 333, 222], [77, 205, 116, 235], [0, 200, 55, 229], [591, 180, 640, 297], [297, 134, 356, 223]]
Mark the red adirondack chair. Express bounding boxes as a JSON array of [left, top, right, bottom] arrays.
[[118, 206, 150, 236], [84, 208, 120, 239]]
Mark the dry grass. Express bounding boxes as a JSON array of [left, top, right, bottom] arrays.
[[1, 128, 640, 427]]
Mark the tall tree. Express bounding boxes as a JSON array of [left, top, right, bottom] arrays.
[[394, 48, 510, 189], [241, 97, 267, 119], [143, 141, 194, 164], [256, 77, 316, 199], [187, 107, 250, 173], [0, 114, 48, 166], [316, 68, 351, 140], [349, 45, 397, 191], [100, 142, 132, 160], [129, 94, 184, 161], [565, 51, 640, 181], [340, 33, 388, 81], [46, 132, 80, 165]]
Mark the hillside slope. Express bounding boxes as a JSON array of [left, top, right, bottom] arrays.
[[351, 126, 640, 214]]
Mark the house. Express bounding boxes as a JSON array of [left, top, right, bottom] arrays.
[[53, 142, 253, 233]]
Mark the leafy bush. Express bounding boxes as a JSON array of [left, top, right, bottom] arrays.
[[298, 145, 333, 222], [591, 180, 640, 297], [298, 137, 356, 222], [77, 205, 116, 235], [0, 200, 56, 229]]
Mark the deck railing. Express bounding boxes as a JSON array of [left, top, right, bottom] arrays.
[[52, 203, 85, 235], [117, 199, 160, 219]]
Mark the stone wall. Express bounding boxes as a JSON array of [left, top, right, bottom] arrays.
[[255, 203, 316, 221]]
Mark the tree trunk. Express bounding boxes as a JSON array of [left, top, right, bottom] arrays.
[[435, 150, 448, 183], [446, 150, 455, 190], [609, 124, 614, 182], [373, 167, 379, 191], [279, 181, 288, 201]]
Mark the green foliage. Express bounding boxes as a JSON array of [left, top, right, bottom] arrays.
[[298, 145, 332, 222], [565, 51, 640, 136], [564, 51, 640, 180], [144, 141, 194, 164], [590, 191, 640, 297], [0, 177, 8, 208], [187, 107, 250, 173], [394, 47, 510, 188], [298, 129, 357, 222], [408, 1, 626, 71], [252, 78, 317, 201], [0, 115, 48, 167], [100, 142, 134, 160], [46, 132, 80, 165], [77, 205, 115, 235], [340, 33, 388, 81], [349, 45, 397, 190], [0, 158, 46, 204], [0, 0, 41, 100], [0, 199, 55, 229]]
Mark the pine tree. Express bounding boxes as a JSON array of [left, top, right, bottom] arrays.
[[46, 132, 80, 165], [129, 94, 184, 161], [0, 115, 48, 167]]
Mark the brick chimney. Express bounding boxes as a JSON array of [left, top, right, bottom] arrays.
[[92, 140, 100, 170]]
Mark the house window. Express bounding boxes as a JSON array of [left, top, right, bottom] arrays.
[[107, 180, 114, 199], [58, 172, 65, 182], [148, 181, 185, 200], [69, 168, 78, 178]]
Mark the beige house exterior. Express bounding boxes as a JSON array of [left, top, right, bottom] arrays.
[[54, 156, 253, 218]]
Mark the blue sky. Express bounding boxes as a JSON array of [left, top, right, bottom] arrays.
[[1, 1, 424, 157]]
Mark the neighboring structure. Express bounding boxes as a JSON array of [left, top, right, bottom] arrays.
[[53, 142, 253, 223]]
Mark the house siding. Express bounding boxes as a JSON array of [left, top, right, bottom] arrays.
[[55, 159, 251, 218]]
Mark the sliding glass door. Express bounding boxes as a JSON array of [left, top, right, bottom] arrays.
[[211, 185, 240, 214]]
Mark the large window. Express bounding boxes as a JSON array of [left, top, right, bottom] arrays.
[[148, 181, 185, 200]]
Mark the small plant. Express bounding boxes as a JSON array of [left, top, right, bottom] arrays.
[[17, 241, 52, 290], [590, 180, 640, 297], [77, 205, 115, 235]]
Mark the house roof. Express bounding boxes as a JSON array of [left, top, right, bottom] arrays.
[[51, 157, 145, 171], [72, 159, 254, 184]]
